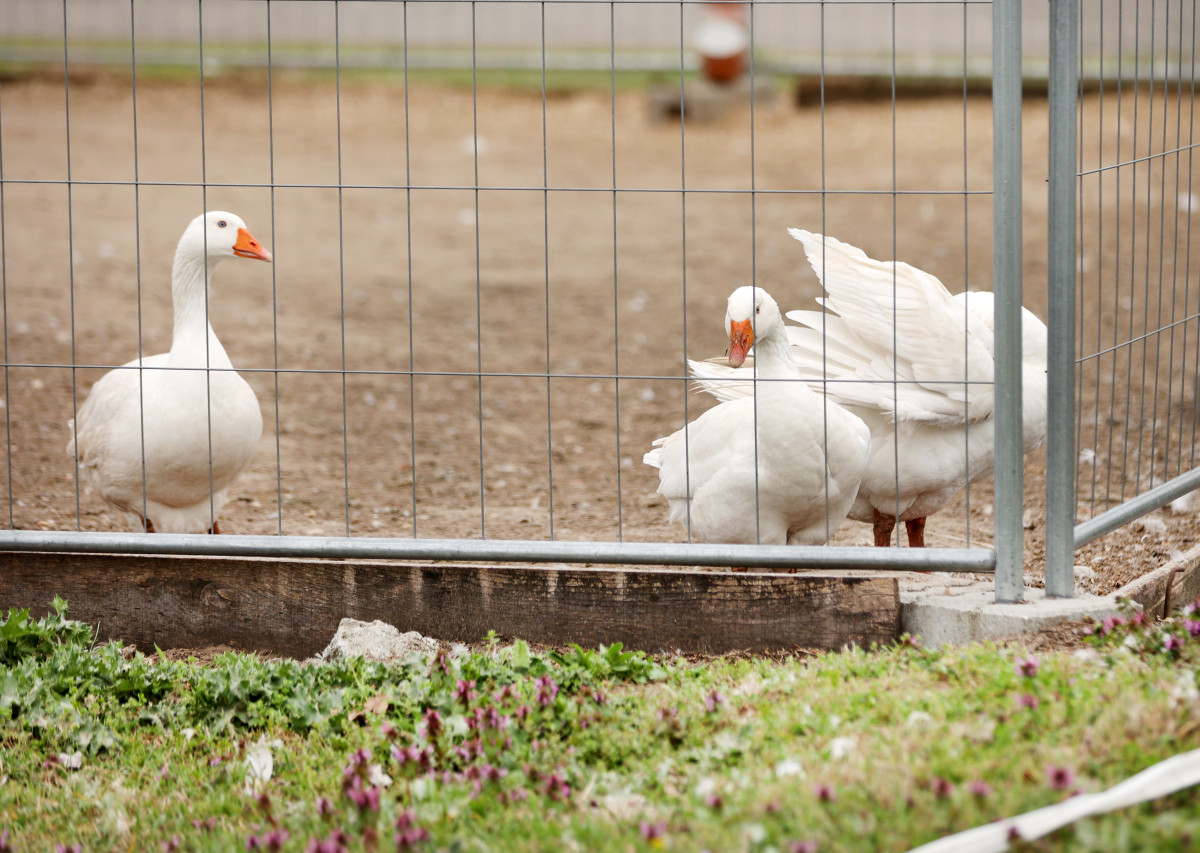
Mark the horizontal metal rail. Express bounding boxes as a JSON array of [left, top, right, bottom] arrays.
[[0, 178, 991, 196], [1075, 468, 1200, 550], [0, 530, 996, 572]]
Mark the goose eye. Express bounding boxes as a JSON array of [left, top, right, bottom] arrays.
[[217, 220, 227, 228], [755, 306, 760, 314]]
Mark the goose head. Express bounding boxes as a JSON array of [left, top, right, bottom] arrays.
[[177, 211, 272, 265], [725, 285, 782, 367]]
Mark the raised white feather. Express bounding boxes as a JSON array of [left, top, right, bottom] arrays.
[[66, 211, 271, 533], [688, 230, 1048, 542], [644, 285, 870, 545]]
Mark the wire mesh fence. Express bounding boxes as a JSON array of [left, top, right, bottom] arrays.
[[1054, 0, 1200, 587], [0, 0, 1194, 600]]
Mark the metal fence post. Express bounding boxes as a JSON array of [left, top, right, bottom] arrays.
[[993, 0, 1025, 603], [1045, 0, 1079, 598]]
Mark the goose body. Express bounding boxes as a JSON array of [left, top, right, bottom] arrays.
[[645, 286, 870, 545], [66, 211, 272, 533], [689, 230, 1048, 546]]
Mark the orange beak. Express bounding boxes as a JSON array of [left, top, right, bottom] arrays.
[[727, 318, 753, 367], [233, 227, 273, 262]]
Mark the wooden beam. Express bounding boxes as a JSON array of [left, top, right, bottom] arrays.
[[0, 552, 900, 656]]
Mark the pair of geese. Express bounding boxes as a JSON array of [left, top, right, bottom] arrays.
[[643, 229, 1048, 548], [68, 212, 1048, 548]]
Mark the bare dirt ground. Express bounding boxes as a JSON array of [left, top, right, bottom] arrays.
[[3, 69, 1199, 599]]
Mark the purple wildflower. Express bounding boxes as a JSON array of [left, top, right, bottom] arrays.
[[536, 675, 559, 707], [1015, 656, 1040, 678], [814, 783, 837, 803], [639, 821, 668, 841], [484, 705, 506, 730], [304, 829, 350, 853], [343, 777, 380, 813], [0, 830, 9, 853], [967, 780, 992, 798], [315, 796, 336, 819], [1016, 693, 1040, 709], [1185, 620, 1200, 638], [55, 846, 82, 853], [454, 679, 476, 705], [162, 836, 182, 852], [544, 772, 572, 802], [394, 811, 431, 852], [466, 708, 484, 731], [422, 707, 443, 740], [1164, 633, 1185, 654], [931, 777, 954, 799], [787, 843, 819, 853], [1047, 765, 1076, 791], [704, 689, 725, 713]]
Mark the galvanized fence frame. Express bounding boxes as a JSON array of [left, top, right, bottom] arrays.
[[0, 0, 1080, 604], [1045, 0, 1200, 593]]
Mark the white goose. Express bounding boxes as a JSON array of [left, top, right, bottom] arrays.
[[66, 211, 272, 533], [644, 285, 871, 545], [689, 230, 1048, 547]]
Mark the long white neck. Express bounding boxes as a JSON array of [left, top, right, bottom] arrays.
[[168, 249, 231, 369], [750, 324, 799, 380]]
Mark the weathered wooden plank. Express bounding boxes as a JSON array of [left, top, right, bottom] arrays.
[[0, 552, 900, 656]]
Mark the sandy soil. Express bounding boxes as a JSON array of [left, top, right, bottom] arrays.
[[2, 69, 1199, 596]]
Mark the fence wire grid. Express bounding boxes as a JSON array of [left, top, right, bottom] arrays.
[[0, 0, 1196, 601]]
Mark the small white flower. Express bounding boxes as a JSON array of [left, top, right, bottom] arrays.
[[828, 736, 856, 760], [905, 710, 934, 729], [1169, 671, 1200, 708], [774, 758, 805, 779], [742, 823, 767, 844], [242, 737, 276, 795], [58, 751, 83, 770], [367, 764, 393, 788]]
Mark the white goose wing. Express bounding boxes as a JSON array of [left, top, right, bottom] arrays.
[[786, 229, 997, 426], [643, 398, 750, 498]]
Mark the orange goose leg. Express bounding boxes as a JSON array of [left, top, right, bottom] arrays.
[[872, 509, 897, 547], [905, 517, 926, 548]]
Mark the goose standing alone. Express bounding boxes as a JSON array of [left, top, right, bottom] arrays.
[[66, 211, 272, 533], [690, 230, 1048, 547], [644, 286, 871, 545]]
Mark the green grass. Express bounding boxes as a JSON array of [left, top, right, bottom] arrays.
[[2, 598, 1199, 851], [0, 39, 682, 95]]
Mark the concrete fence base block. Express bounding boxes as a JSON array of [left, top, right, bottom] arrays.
[[900, 584, 1123, 648]]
